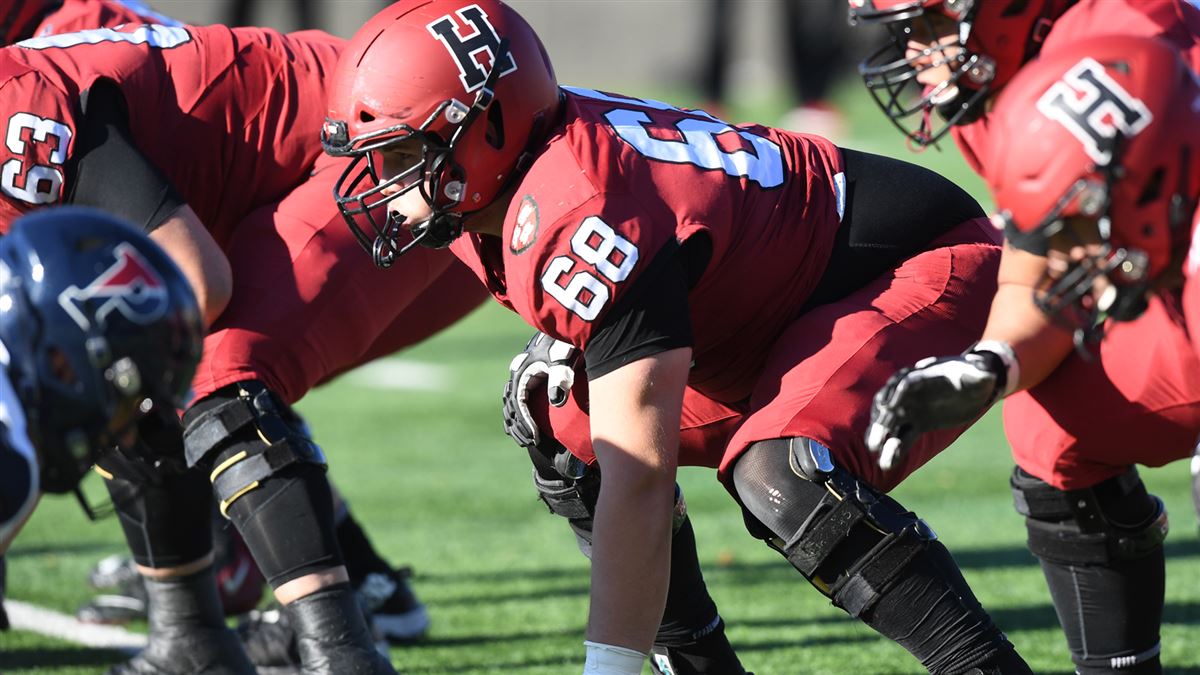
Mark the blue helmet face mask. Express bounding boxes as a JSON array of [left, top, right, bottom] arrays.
[[0, 208, 203, 502]]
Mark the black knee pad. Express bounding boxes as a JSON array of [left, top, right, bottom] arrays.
[[733, 437, 935, 618], [527, 443, 723, 649], [528, 444, 688, 555], [1011, 466, 1167, 566], [735, 438, 1027, 673], [1012, 467, 1166, 673], [96, 449, 213, 569], [183, 381, 340, 588], [528, 444, 601, 554]]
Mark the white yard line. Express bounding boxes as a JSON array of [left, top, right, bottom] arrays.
[[346, 359, 454, 392], [6, 600, 145, 654]]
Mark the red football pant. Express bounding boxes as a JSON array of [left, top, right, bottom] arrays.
[[544, 217, 1000, 493]]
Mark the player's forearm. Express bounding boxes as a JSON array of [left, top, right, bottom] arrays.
[[978, 244, 1075, 393], [587, 468, 674, 653], [980, 282, 1074, 393], [584, 348, 691, 654]]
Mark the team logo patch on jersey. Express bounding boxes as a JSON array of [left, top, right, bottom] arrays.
[[1036, 57, 1153, 165], [58, 243, 169, 331], [510, 195, 539, 254], [427, 4, 518, 94]]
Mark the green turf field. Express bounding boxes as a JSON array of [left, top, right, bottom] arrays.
[[4, 83, 1199, 674]]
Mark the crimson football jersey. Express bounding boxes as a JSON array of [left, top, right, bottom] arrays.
[[451, 87, 845, 403], [31, 0, 181, 38], [0, 23, 341, 244], [952, 0, 1200, 175]]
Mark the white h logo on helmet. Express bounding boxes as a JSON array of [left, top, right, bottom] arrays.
[[1036, 57, 1153, 165], [427, 4, 518, 94]]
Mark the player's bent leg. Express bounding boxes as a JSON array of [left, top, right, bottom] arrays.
[[1011, 467, 1167, 674], [96, 443, 256, 675], [732, 438, 1031, 675], [182, 380, 394, 675], [528, 438, 749, 675]]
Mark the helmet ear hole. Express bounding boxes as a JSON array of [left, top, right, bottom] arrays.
[[485, 100, 505, 150]]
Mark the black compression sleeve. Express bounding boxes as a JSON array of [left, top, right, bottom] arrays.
[[65, 80, 187, 232], [583, 241, 698, 380]]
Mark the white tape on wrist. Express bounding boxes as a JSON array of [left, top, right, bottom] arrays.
[[582, 640, 646, 675], [971, 339, 1021, 398]]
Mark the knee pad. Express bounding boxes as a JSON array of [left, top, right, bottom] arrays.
[[528, 444, 688, 556], [95, 449, 213, 569], [183, 381, 339, 587], [733, 437, 936, 618], [183, 381, 327, 517], [1011, 466, 1167, 565]]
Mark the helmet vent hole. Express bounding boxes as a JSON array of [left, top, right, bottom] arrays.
[[1137, 167, 1164, 206], [485, 100, 505, 150], [359, 111, 376, 124]]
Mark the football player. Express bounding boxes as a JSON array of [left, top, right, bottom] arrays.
[[0, 207, 201, 566], [850, 1, 1200, 672], [0, 19, 487, 673], [987, 36, 1200, 353], [324, 2, 1033, 672], [0, 0, 443, 648]]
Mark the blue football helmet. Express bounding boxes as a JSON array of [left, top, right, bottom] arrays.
[[0, 208, 203, 494]]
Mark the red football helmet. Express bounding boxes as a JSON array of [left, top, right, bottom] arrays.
[[849, 0, 1074, 146], [987, 35, 1200, 334], [322, 0, 560, 268], [0, 0, 61, 45]]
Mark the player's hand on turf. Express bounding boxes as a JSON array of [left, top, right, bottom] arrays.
[[502, 331, 578, 448], [866, 353, 1003, 471]]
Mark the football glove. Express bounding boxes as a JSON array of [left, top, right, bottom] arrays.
[[866, 343, 1017, 471], [502, 332, 578, 449]]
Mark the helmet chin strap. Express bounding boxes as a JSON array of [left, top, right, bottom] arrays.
[[370, 211, 464, 269]]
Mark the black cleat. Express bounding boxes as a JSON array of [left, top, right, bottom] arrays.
[[284, 583, 396, 675], [79, 556, 148, 624], [357, 568, 429, 644], [107, 569, 256, 675], [239, 567, 423, 672]]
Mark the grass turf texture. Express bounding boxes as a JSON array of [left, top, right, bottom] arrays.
[[5, 82, 1200, 674]]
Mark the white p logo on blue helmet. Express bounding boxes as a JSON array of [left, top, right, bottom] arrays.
[[57, 242, 169, 331]]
